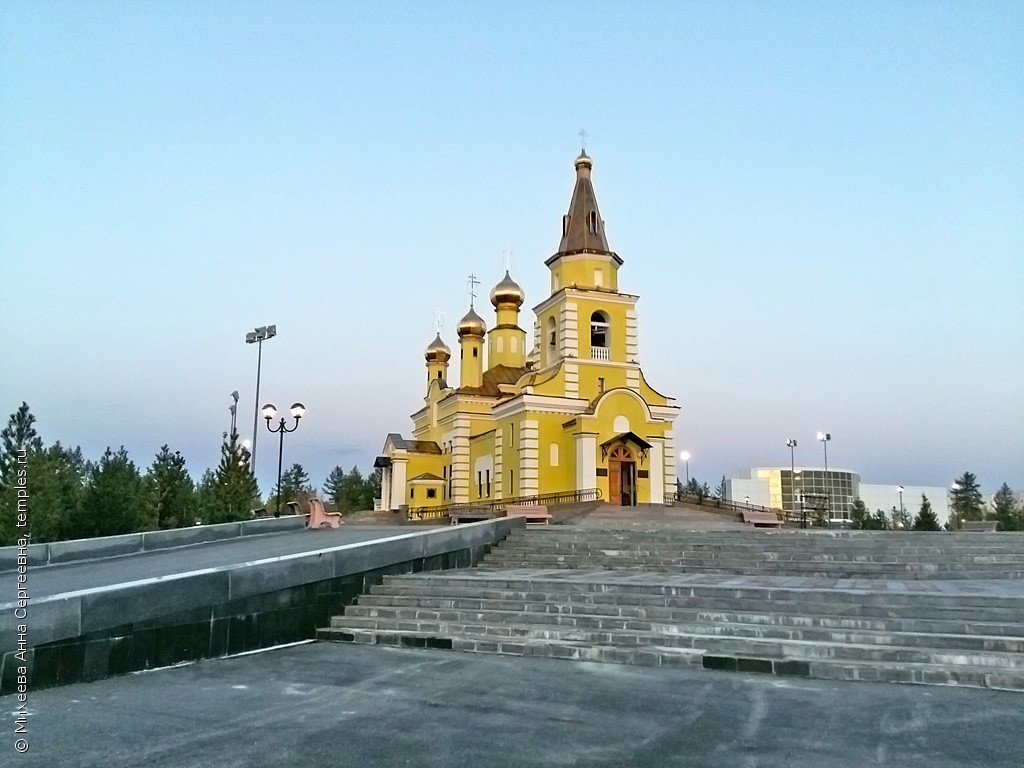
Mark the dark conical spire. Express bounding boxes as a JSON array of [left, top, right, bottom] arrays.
[[556, 152, 610, 255]]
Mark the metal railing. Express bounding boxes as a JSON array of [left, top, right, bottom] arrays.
[[407, 487, 603, 523], [676, 492, 783, 518]]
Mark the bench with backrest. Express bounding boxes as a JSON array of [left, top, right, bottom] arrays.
[[741, 510, 783, 528], [505, 504, 552, 526], [449, 506, 496, 525], [306, 497, 343, 529]]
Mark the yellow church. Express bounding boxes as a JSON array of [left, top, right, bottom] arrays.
[[376, 152, 680, 512]]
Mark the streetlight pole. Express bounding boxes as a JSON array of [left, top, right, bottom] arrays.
[[897, 485, 905, 528], [246, 324, 277, 478], [785, 438, 797, 517], [679, 451, 690, 485], [817, 432, 831, 525], [263, 401, 305, 517]]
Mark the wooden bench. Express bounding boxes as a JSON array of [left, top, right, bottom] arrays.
[[449, 507, 496, 525], [505, 504, 552, 526], [306, 498, 343, 529], [742, 510, 783, 528]]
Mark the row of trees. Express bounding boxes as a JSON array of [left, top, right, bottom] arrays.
[[0, 403, 381, 546], [676, 471, 1024, 532]]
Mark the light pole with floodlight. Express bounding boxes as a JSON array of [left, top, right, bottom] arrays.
[[785, 438, 798, 517], [680, 451, 690, 485], [263, 401, 305, 517], [817, 432, 831, 523], [897, 485, 905, 528], [246, 325, 277, 478]]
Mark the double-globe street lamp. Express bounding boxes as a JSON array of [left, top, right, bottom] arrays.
[[897, 485, 905, 528], [263, 401, 305, 517]]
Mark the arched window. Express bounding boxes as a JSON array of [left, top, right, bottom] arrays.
[[546, 316, 557, 363], [588, 210, 598, 234], [590, 311, 610, 360]]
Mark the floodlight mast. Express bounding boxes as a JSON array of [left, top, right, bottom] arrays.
[[245, 324, 277, 476]]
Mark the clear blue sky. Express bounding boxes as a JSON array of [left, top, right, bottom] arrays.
[[2, 2, 1022, 496]]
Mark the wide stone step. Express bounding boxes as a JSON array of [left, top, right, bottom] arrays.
[[317, 626, 1024, 690], [488, 545, 1024, 561], [498, 536, 1024, 551], [367, 583, 1024, 624], [339, 603, 1024, 654], [475, 561, 1019, 577], [322, 615, 1024, 670], [379, 573, 1024, 611], [353, 593, 1024, 638], [479, 553, 1024, 570], [317, 626, 705, 667]]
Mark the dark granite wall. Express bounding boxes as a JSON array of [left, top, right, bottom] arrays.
[[2, 546, 481, 694]]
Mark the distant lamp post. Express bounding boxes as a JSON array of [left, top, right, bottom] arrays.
[[817, 432, 831, 523], [785, 439, 798, 516], [679, 451, 691, 485], [228, 391, 240, 440], [897, 485, 905, 528], [744, 495, 751, 509], [246, 324, 278, 476], [950, 481, 962, 530], [263, 401, 305, 517]]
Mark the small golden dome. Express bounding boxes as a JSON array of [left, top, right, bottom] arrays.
[[489, 270, 525, 308], [456, 306, 487, 338], [424, 334, 451, 363]]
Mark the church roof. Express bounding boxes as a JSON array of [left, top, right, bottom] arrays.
[[555, 152, 613, 256], [383, 433, 442, 454], [456, 364, 530, 397]]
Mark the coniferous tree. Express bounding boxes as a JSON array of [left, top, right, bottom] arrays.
[[69, 447, 146, 539], [950, 471, 984, 527], [144, 446, 195, 530], [269, 463, 314, 513], [912, 494, 941, 531], [849, 498, 870, 529], [991, 483, 1023, 532], [197, 438, 260, 523], [323, 465, 347, 511], [715, 475, 727, 500], [0, 402, 43, 488]]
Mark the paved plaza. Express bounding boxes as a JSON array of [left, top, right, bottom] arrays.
[[10, 641, 1024, 767]]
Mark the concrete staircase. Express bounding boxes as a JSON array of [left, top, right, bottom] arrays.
[[319, 528, 1024, 690]]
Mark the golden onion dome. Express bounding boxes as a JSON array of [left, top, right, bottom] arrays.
[[489, 270, 525, 308], [456, 306, 487, 338], [424, 333, 451, 363]]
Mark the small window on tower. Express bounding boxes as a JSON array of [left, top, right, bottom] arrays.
[[588, 211, 598, 234], [594, 268, 604, 288], [473, 347, 478, 358], [562, 215, 571, 236], [427, 488, 436, 499]]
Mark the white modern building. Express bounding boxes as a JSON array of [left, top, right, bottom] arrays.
[[726, 468, 950, 527]]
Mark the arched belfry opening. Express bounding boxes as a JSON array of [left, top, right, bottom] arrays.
[[590, 311, 610, 360]]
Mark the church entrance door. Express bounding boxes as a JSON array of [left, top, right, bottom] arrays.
[[608, 445, 637, 506]]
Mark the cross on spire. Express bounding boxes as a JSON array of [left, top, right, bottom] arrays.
[[578, 128, 588, 152], [432, 309, 445, 336], [502, 247, 513, 273], [467, 273, 480, 308]]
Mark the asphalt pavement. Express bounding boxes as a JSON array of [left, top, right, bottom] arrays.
[[6, 641, 1023, 768]]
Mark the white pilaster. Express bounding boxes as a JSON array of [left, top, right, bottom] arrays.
[[575, 433, 597, 492], [494, 428, 503, 499], [520, 419, 540, 496], [648, 437, 664, 504], [450, 416, 471, 503]]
